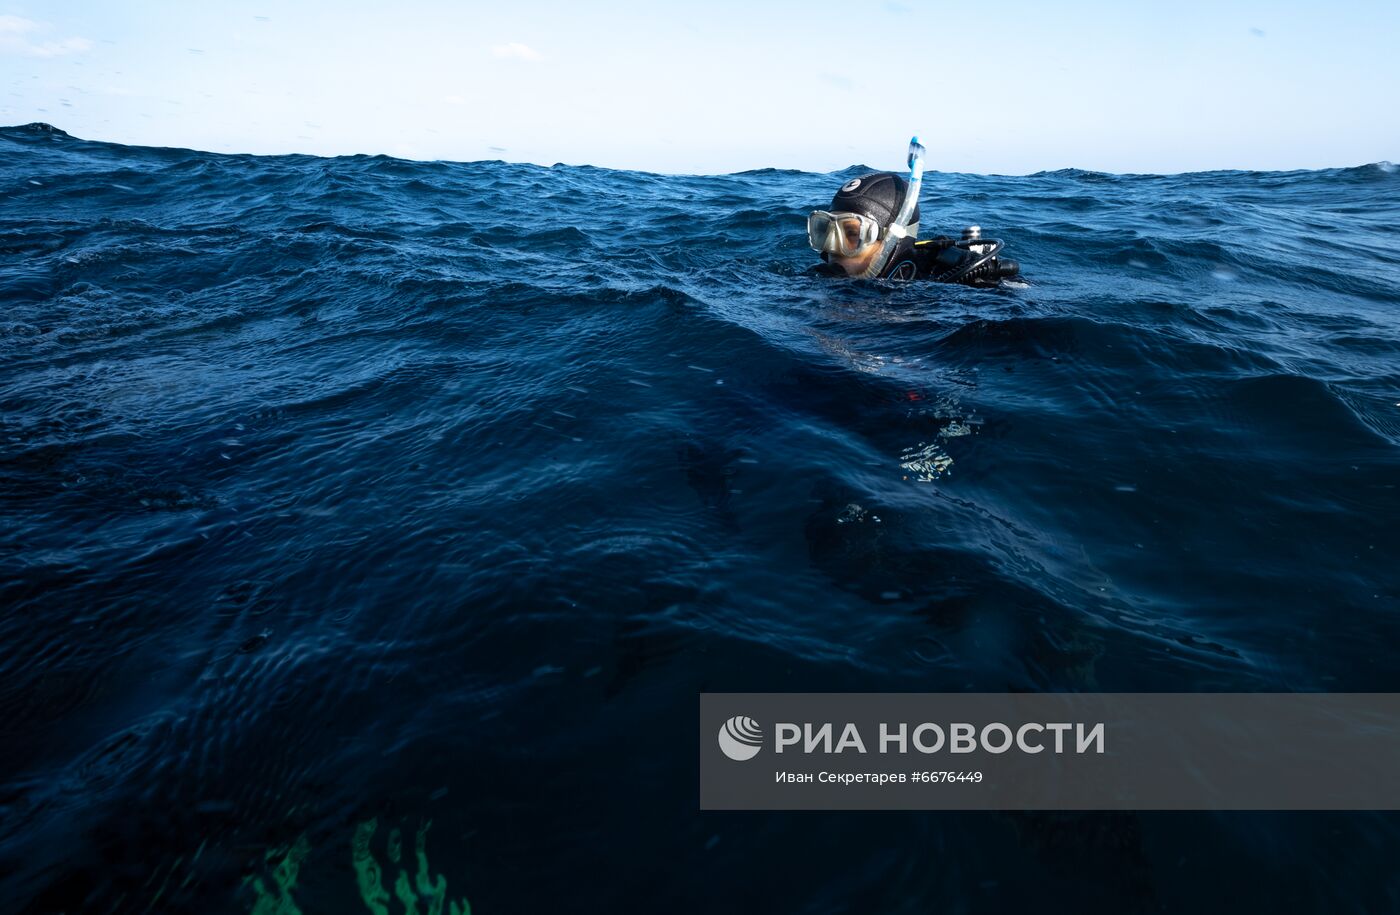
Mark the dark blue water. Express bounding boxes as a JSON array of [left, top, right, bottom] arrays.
[[3, 121, 1398, 913]]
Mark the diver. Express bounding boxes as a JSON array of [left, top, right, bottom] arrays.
[[808, 138, 1021, 286]]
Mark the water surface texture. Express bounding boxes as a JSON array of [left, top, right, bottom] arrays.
[[3, 123, 1399, 912]]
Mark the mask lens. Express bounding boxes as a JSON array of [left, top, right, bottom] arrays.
[[808, 211, 836, 251], [837, 216, 867, 255]]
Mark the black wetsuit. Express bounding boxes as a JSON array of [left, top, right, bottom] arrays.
[[813, 235, 1020, 286]]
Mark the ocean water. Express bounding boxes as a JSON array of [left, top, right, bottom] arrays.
[[2, 121, 1398, 913]]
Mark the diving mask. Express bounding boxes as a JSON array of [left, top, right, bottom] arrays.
[[808, 210, 882, 257]]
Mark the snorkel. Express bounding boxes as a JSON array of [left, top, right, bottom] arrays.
[[856, 136, 926, 279]]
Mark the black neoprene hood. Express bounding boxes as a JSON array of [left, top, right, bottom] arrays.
[[828, 172, 920, 228]]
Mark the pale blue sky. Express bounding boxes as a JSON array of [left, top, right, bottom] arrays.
[[2, 0, 1396, 174]]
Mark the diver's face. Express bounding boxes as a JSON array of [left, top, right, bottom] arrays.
[[829, 241, 882, 276]]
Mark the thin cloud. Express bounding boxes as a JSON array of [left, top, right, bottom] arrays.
[[0, 15, 94, 58], [0, 15, 36, 35], [491, 42, 542, 62]]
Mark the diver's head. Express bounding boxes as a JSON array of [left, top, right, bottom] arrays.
[[808, 172, 921, 276]]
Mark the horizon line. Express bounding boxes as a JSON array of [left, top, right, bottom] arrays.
[[4, 122, 1396, 182]]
